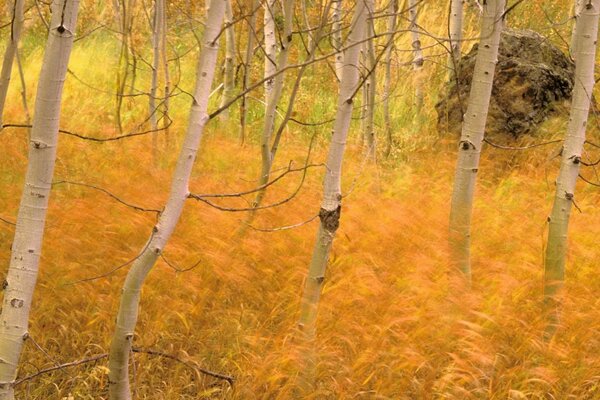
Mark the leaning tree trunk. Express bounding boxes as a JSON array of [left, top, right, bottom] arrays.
[[448, 0, 464, 81], [219, 0, 236, 119], [0, 1, 80, 398], [298, 0, 368, 349], [107, 1, 226, 398], [239, 0, 260, 144], [544, 0, 600, 333], [408, 0, 424, 110], [383, 0, 397, 157], [0, 0, 26, 129], [448, 0, 505, 283]]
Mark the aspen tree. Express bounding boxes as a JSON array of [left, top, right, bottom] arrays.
[[0, 0, 80, 398], [544, 0, 600, 318], [150, 0, 164, 163], [107, 1, 226, 398], [383, 0, 397, 157], [332, 0, 344, 80], [239, 0, 260, 144], [264, 0, 278, 98], [571, 0, 584, 60], [448, 0, 505, 281], [408, 0, 423, 110], [363, 13, 377, 159], [448, 0, 464, 81], [298, 0, 368, 340], [248, 0, 294, 214], [160, 0, 170, 145], [219, 0, 236, 119], [0, 0, 25, 128]]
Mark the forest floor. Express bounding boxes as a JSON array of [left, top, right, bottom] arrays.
[[3, 109, 600, 399]]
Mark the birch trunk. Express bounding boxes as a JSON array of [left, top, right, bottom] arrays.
[[383, 0, 397, 157], [219, 0, 236, 119], [0, 1, 80, 398], [298, 0, 368, 340], [239, 0, 260, 144], [408, 0, 424, 110], [448, 0, 505, 282], [570, 0, 584, 60], [160, 0, 170, 146], [150, 0, 163, 164], [448, 0, 464, 81], [107, 1, 226, 398], [332, 0, 343, 80], [544, 0, 599, 310], [364, 12, 377, 160], [264, 0, 277, 97], [0, 0, 26, 129], [248, 0, 294, 212]]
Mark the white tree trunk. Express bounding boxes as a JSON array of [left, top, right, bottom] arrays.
[[263, 0, 277, 97], [160, 0, 170, 146], [107, 1, 226, 398], [150, 0, 164, 163], [570, 0, 584, 60], [408, 0, 424, 109], [383, 0, 397, 157], [0, 1, 80, 398], [219, 0, 236, 119], [448, 0, 505, 282], [364, 7, 377, 160], [0, 0, 26, 128], [544, 0, 600, 302], [331, 0, 344, 80], [448, 0, 464, 81], [298, 0, 368, 340]]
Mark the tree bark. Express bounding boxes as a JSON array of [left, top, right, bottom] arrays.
[[570, 0, 584, 60], [219, 0, 236, 119], [331, 0, 344, 81], [383, 0, 397, 157], [0, 1, 80, 398], [363, 9, 377, 160], [0, 0, 26, 129], [408, 0, 424, 110], [448, 0, 464, 81], [544, 0, 600, 329], [150, 0, 164, 164], [448, 0, 505, 282], [107, 1, 226, 398], [239, 0, 260, 144], [298, 0, 368, 342]]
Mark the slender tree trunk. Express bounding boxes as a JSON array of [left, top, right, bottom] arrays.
[[544, 0, 600, 334], [219, 0, 236, 119], [570, 0, 584, 60], [448, 0, 464, 81], [408, 0, 424, 110], [239, 0, 260, 144], [448, 0, 505, 282], [298, 0, 367, 348], [331, 0, 343, 80], [0, 0, 26, 129], [364, 11, 377, 160], [115, 0, 129, 134], [107, 1, 226, 398], [150, 0, 163, 164], [263, 0, 277, 98], [0, 1, 80, 398], [245, 0, 294, 219], [383, 0, 397, 157], [15, 48, 31, 127], [161, 0, 170, 147]]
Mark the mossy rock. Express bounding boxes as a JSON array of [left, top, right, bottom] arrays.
[[436, 29, 574, 139]]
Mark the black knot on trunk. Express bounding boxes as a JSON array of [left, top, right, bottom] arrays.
[[319, 205, 341, 233]]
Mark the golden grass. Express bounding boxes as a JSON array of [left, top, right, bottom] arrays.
[[3, 1, 600, 398]]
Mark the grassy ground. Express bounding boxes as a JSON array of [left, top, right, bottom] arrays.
[[3, 0, 600, 398]]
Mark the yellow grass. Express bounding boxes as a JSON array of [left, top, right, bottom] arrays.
[[2, 0, 600, 398]]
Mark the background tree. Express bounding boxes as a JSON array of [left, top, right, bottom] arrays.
[[0, 0, 25, 129]]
